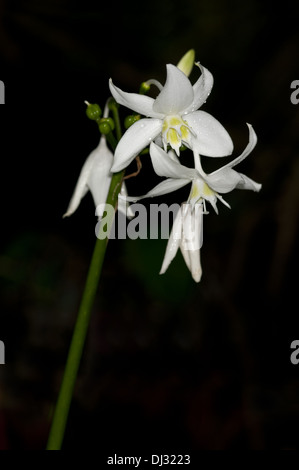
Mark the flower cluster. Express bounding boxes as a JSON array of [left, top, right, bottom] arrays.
[[64, 50, 261, 282]]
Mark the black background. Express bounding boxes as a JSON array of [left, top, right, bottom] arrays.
[[0, 0, 299, 451]]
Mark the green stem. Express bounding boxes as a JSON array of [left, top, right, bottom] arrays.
[[46, 166, 124, 451], [109, 99, 122, 141]]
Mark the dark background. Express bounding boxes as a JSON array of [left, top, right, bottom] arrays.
[[0, 0, 299, 451]]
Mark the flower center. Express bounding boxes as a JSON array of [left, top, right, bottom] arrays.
[[162, 115, 193, 155], [189, 179, 218, 213]]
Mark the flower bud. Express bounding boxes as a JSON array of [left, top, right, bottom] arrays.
[[139, 82, 151, 95], [98, 117, 115, 134], [85, 102, 102, 121], [124, 114, 140, 129], [176, 49, 195, 77]]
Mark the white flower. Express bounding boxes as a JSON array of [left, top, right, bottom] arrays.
[[122, 124, 261, 282], [63, 135, 132, 219], [126, 124, 261, 213], [160, 202, 204, 282], [109, 63, 233, 172]]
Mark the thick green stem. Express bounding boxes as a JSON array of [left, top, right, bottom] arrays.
[[46, 167, 124, 450]]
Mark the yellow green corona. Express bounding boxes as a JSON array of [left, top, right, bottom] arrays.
[[162, 115, 193, 154]]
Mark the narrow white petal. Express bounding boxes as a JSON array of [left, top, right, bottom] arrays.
[[206, 168, 242, 193], [182, 63, 214, 114], [149, 142, 197, 180], [180, 204, 203, 281], [235, 173, 262, 192], [181, 203, 203, 251], [185, 110, 234, 157], [211, 123, 257, 172], [207, 168, 261, 194], [180, 247, 202, 282], [206, 124, 261, 193], [88, 140, 113, 207], [109, 79, 163, 118], [111, 118, 162, 172], [125, 178, 191, 202], [160, 208, 183, 274], [153, 64, 194, 115], [118, 183, 135, 219]]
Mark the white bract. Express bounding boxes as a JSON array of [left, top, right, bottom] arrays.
[[109, 63, 233, 172]]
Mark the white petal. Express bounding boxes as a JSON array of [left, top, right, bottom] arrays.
[[181, 205, 203, 282], [149, 142, 197, 180], [153, 64, 194, 115], [207, 168, 261, 193], [88, 140, 113, 207], [111, 118, 162, 172], [182, 63, 214, 114], [185, 110, 234, 157], [206, 168, 242, 193], [109, 79, 163, 118], [181, 247, 202, 282], [160, 208, 183, 275], [118, 183, 135, 219], [125, 178, 191, 202], [235, 173, 262, 192], [181, 203, 203, 251], [63, 137, 111, 217], [206, 124, 261, 193], [212, 123, 257, 172]]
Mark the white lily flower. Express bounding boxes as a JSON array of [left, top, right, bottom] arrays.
[[63, 135, 132, 219], [126, 124, 261, 213], [109, 63, 233, 172], [122, 124, 260, 281]]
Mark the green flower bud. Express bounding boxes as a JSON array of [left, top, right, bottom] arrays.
[[85, 102, 102, 121], [176, 49, 195, 77], [124, 114, 141, 129], [98, 117, 115, 134], [139, 82, 151, 95]]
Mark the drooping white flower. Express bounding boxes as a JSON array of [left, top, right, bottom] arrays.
[[63, 135, 132, 219], [109, 63, 233, 172], [121, 124, 261, 282], [63, 136, 112, 218]]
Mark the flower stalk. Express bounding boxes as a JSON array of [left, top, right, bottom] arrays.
[[46, 107, 124, 450]]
